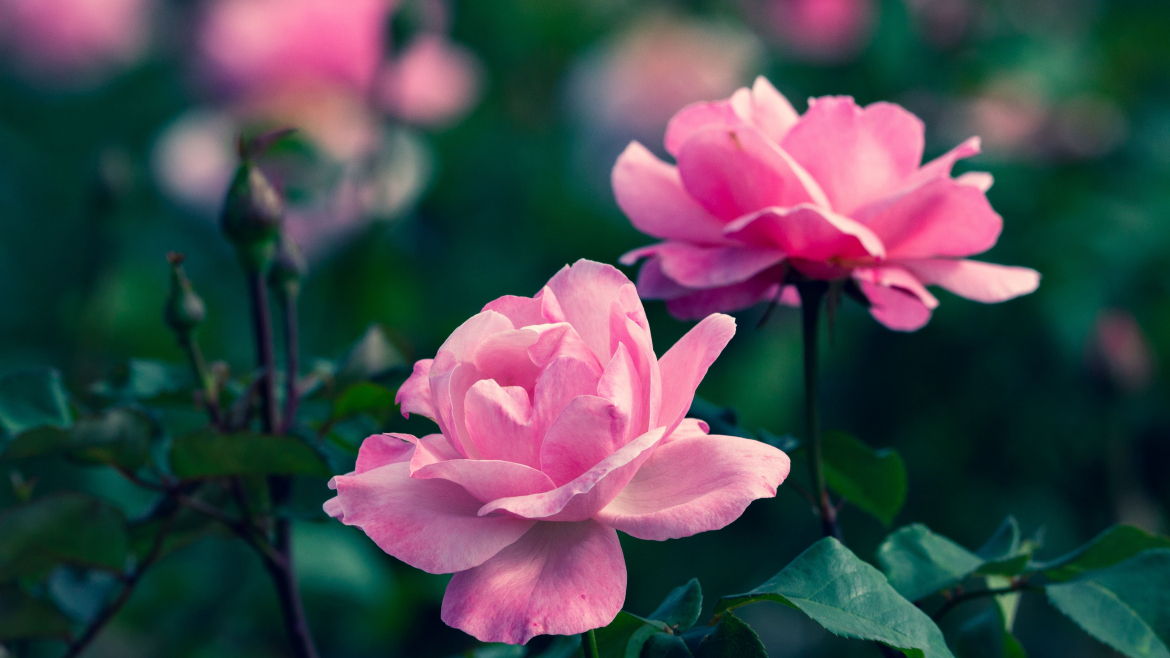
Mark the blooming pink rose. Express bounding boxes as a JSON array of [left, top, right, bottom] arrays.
[[324, 260, 790, 643], [616, 77, 1041, 331]]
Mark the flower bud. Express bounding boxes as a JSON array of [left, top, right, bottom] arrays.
[[220, 162, 283, 272], [268, 235, 308, 298], [164, 252, 207, 336]]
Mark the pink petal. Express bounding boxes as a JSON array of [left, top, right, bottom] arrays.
[[430, 361, 486, 459], [855, 178, 1003, 260], [956, 171, 994, 192], [408, 433, 461, 473], [546, 260, 645, 364], [664, 98, 744, 158], [472, 329, 541, 394], [854, 267, 939, 332], [441, 520, 625, 644], [659, 417, 711, 446], [539, 395, 630, 487], [748, 77, 801, 144], [355, 433, 415, 474], [677, 125, 827, 221], [396, 359, 436, 420], [782, 96, 925, 214], [623, 242, 785, 290], [608, 304, 661, 432], [723, 204, 885, 261], [662, 78, 799, 156], [436, 310, 515, 364], [632, 255, 692, 300], [899, 259, 1040, 303], [531, 355, 603, 440], [596, 433, 789, 540], [902, 136, 981, 191], [612, 142, 729, 243], [526, 323, 602, 373], [663, 276, 789, 320], [597, 344, 640, 446], [657, 313, 736, 435], [326, 461, 534, 574], [413, 458, 556, 503], [479, 426, 667, 522], [481, 286, 566, 328], [463, 379, 540, 468]]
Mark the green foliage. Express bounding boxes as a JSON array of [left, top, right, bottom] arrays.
[[820, 431, 907, 526], [953, 609, 1026, 658], [0, 586, 73, 641], [717, 538, 953, 658], [3, 407, 154, 469], [336, 325, 407, 385], [690, 612, 765, 658], [642, 632, 694, 657], [90, 359, 193, 402], [647, 578, 702, 631], [876, 524, 984, 601], [333, 382, 397, 420], [1046, 548, 1170, 658], [170, 430, 331, 478], [592, 611, 669, 658], [0, 493, 128, 581], [0, 368, 72, 439], [1037, 525, 1170, 582]]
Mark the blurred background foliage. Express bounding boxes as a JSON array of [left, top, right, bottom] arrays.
[[1, 0, 1169, 655]]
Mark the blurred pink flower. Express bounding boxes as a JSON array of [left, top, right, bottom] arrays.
[[377, 34, 484, 128], [198, 0, 390, 99], [767, 0, 874, 62], [1087, 310, 1156, 395], [0, 0, 152, 84], [567, 14, 762, 140], [325, 260, 789, 643], [618, 77, 1040, 331]]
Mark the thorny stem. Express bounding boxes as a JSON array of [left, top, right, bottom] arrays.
[[245, 269, 319, 658], [63, 508, 177, 658], [797, 281, 842, 541], [583, 629, 600, 658], [932, 581, 1041, 622]]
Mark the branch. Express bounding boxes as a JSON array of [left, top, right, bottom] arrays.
[[932, 580, 1041, 622]]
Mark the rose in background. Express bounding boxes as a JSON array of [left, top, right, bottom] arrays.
[[0, 0, 153, 87], [325, 260, 790, 643], [153, 0, 483, 260], [617, 76, 1041, 331]]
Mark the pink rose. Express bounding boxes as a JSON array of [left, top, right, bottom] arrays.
[[616, 77, 1041, 331], [324, 260, 789, 643]]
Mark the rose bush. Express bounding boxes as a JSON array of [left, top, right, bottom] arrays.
[[616, 76, 1040, 331], [324, 259, 790, 643]]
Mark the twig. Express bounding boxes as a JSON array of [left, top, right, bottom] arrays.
[[176, 494, 284, 568], [786, 479, 818, 508], [63, 507, 177, 657], [931, 581, 1040, 622]]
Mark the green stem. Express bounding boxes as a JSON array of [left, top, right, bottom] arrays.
[[583, 628, 600, 658], [932, 582, 1041, 622], [279, 290, 300, 435], [179, 334, 222, 429], [797, 281, 841, 541]]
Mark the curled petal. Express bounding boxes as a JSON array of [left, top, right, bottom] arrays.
[[408, 433, 461, 474], [481, 286, 566, 328], [899, 259, 1040, 303], [596, 433, 789, 540], [623, 242, 785, 290], [782, 96, 925, 214], [413, 458, 555, 503], [724, 204, 885, 261], [902, 136, 981, 191], [355, 433, 415, 474], [854, 267, 939, 332], [657, 314, 736, 434], [612, 142, 728, 244], [435, 311, 515, 365], [855, 177, 1003, 260], [326, 461, 534, 574], [546, 260, 645, 365], [396, 359, 436, 420], [663, 77, 799, 155], [441, 520, 625, 644]]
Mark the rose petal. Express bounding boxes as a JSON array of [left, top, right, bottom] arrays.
[[854, 267, 938, 332], [854, 177, 1003, 260], [612, 142, 729, 243], [472, 329, 541, 393], [899, 258, 1040, 303], [657, 313, 736, 435], [441, 520, 625, 644], [782, 96, 925, 214], [662, 274, 789, 320], [546, 260, 645, 365], [396, 359, 436, 420], [412, 458, 555, 503], [326, 461, 534, 574], [481, 286, 566, 328], [624, 242, 785, 290], [435, 310, 515, 365], [596, 433, 789, 540], [463, 379, 540, 468], [531, 355, 603, 439], [539, 395, 630, 487], [723, 204, 885, 261], [355, 433, 415, 474]]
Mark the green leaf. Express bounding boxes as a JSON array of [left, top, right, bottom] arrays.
[[1046, 548, 1170, 658], [0, 493, 128, 581], [337, 325, 407, 384], [953, 609, 1027, 658], [90, 359, 193, 401], [592, 611, 669, 658], [529, 634, 581, 658], [643, 632, 694, 658], [0, 586, 72, 640], [821, 431, 907, 527], [976, 517, 1021, 561], [648, 579, 702, 632], [693, 612, 766, 658], [66, 408, 153, 470], [1036, 525, 1170, 582], [718, 538, 954, 658], [0, 369, 72, 438], [877, 524, 984, 602], [170, 430, 331, 478], [333, 382, 397, 420]]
